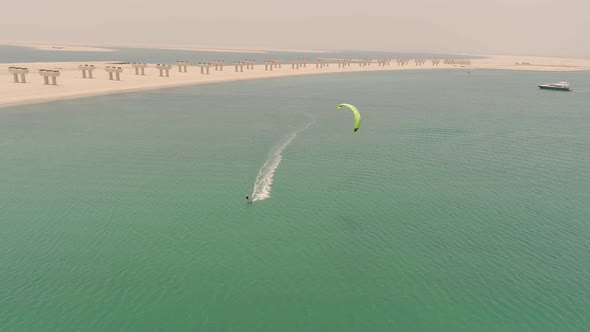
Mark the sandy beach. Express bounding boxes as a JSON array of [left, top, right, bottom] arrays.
[[2, 55, 589, 108]]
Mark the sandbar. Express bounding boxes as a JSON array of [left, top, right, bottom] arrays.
[[1, 55, 589, 108]]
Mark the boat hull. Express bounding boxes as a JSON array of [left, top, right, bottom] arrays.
[[538, 85, 572, 91], [539, 85, 572, 91]]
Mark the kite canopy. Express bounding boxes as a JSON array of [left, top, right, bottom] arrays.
[[337, 103, 361, 132]]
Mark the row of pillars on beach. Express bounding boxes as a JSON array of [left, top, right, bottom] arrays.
[[78, 64, 122, 80], [232, 60, 256, 72], [9, 67, 60, 85], [7, 58, 459, 86], [263, 60, 283, 71], [290, 59, 308, 69]]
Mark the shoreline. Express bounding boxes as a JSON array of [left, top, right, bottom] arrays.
[[2, 55, 590, 109]]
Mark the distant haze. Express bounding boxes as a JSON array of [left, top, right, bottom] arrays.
[[1, 0, 588, 56]]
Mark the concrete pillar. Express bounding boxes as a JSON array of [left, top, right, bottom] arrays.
[[105, 66, 123, 80], [213, 60, 224, 71], [234, 61, 245, 72], [156, 64, 172, 77], [316, 59, 324, 68], [264, 61, 273, 71], [244, 59, 255, 70], [176, 61, 189, 72], [78, 64, 96, 79], [156, 63, 172, 77], [19, 68, 29, 82], [50, 70, 59, 85], [8, 67, 19, 82], [198, 63, 211, 74], [131, 62, 147, 75], [39, 69, 60, 85], [270, 60, 281, 69], [8, 67, 29, 83]]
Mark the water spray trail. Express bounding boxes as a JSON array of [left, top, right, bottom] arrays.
[[251, 119, 314, 202]]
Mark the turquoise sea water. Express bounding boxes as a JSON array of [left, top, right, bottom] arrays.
[[1, 69, 590, 331]]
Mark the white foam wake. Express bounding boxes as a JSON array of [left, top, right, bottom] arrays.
[[251, 120, 314, 202]]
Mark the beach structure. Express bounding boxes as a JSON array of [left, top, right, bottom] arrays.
[[378, 59, 391, 67], [397, 59, 410, 66], [212, 60, 224, 71], [244, 59, 255, 70], [176, 61, 190, 72], [105, 66, 123, 80], [359, 59, 372, 67], [271, 60, 281, 69], [8, 67, 29, 83], [78, 64, 95, 78], [131, 63, 147, 75], [316, 59, 329, 68], [432, 59, 441, 65], [264, 61, 273, 71], [198, 63, 211, 74], [156, 64, 172, 77], [233, 61, 245, 72], [291, 59, 305, 69], [39, 69, 60, 85]]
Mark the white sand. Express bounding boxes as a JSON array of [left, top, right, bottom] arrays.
[[470, 55, 590, 72], [2, 55, 589, 108]]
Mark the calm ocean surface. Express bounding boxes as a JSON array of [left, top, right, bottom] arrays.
[[1, 69, 589, 331]]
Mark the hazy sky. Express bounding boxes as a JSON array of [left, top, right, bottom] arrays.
[[2, 0, 588, 56]]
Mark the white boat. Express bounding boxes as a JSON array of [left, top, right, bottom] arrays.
[[538, 82, 572, 91]]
